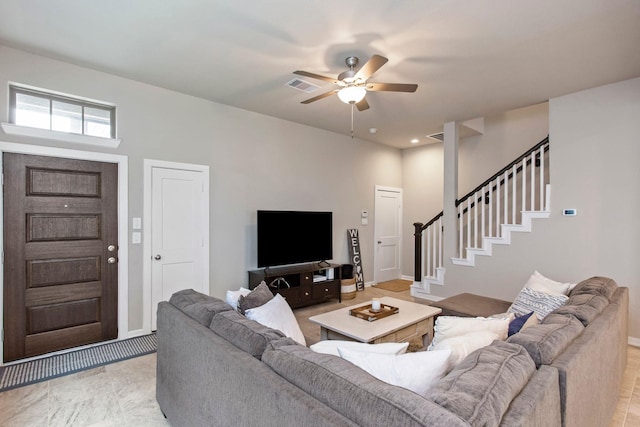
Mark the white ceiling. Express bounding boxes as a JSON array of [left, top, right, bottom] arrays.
[[1, 0, 639, 149]]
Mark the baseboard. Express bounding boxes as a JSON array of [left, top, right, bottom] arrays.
[[628, 336, 640, 348], [127, 329, 148, 339]]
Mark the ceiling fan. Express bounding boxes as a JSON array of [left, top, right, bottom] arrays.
[[294, 54, 418, 111]]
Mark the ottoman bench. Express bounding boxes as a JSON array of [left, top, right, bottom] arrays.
[[430, 293, 511, 318]]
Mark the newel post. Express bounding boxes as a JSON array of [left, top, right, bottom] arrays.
[[413, 222, 424, 284]]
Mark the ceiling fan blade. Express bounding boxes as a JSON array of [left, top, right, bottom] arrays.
[[355, 98, 370, 111], [293, 70, 337, 83], [300, 89, 339, 104], [366, 82, 418, 92], [353, 55, 388, 81]]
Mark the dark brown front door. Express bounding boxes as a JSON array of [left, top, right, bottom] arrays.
[[3, 153, 118, 362]]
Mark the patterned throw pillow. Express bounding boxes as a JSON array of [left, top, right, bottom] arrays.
[[508, 287, 568, 321]]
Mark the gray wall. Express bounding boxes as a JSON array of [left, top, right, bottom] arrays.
[[401, 103, 549, 279], [430, 77, 640, 341], [0, 46, 403, 333]]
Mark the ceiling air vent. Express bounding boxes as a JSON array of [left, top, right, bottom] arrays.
[[285, 78, 320, 93], [426, 132, 445, 142]]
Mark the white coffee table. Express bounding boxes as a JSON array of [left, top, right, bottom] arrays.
[[309, 296, 441, 351]]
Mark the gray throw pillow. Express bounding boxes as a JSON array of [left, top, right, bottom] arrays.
[[237, 281, 273, 314]]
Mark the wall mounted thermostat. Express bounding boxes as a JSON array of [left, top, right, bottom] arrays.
[[562, 209, 577, 216]]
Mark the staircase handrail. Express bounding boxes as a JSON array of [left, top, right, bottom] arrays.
[[415, 210, 443, 232], [455, 136, 549, 208]]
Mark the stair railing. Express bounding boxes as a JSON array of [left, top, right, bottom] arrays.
[[413, 211, 443, 284], [456, 136, 549, 259], [413, 136, 550, 284]]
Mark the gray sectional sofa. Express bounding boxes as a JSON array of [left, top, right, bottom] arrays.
[[156, 276, 628, 427]]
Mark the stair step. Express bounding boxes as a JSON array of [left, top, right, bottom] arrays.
[[453, 209, 551, 267]]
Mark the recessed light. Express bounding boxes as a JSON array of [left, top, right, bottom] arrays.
[[410, 138, 420, 144]]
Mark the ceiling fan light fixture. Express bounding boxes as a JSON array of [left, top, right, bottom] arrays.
[[337, 86, 366, 104]]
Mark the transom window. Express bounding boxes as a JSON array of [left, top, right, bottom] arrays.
[[9, 85, 116, 139]]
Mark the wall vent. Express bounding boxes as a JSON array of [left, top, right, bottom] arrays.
[[426, 132, 445, 142], [285, 78, 320, 93]]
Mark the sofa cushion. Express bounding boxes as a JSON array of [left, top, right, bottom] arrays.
[[262, 338, 469, 427], [237, 282, 273, 314], [506, 314, 584, 367], [569, 276, 617, 301], [427, 340, 536, 427], [209, 309, 285, 358], [550, 293, 609, 326], [169, 289, 232, 326]]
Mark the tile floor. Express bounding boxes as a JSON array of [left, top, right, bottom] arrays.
[[0, 285, 637, 426]]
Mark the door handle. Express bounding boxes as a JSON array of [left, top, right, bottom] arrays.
[[108, 257, 117, 264], [154, 254, 162, 260], [107, 244, 116, 252]]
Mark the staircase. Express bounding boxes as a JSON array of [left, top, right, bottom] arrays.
[[413, 137, 550, 288]]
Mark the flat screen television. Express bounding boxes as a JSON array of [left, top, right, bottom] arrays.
[[257, 210, 333, 268]]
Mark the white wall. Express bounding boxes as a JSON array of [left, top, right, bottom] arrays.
[[0, 46, 403, 333], [430, 77, 640, 341]]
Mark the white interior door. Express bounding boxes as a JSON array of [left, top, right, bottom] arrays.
[[374, 186, 402, 283], [150, 165, 208, 330]]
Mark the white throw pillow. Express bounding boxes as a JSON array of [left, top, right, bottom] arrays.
[[310, 340, 409, 357], [225, 287, 252, 309], [245, 293, 306, 346], [508, 286, 569, 321], [430, 331, 499, 368], [338, 347, 451, 396], [525, 270, 573, 295], [428, 315, 510, 349]]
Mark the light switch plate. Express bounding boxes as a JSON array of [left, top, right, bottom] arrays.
[[132, 217, 142, 229], [132, 232, 141, 244]]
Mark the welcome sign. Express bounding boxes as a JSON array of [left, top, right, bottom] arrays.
[[347, 229, 365, 291]]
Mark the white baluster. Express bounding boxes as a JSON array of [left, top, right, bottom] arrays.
[[481, 186, 486, 247], [496, 177, 501, 235], [467, 198, 471, 253], [458, 205, 464, 258], [512, 165, 517, 224], [438, 218, 443, 269], [539, 147, 545, 211], [503, 171, 508, 225], [423, 224, 433, 277], [488, 181, 493, 237], [522, 156, 527, 212], [530, 152, 535, 210]]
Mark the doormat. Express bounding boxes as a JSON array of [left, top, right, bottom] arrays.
[[375, 279, 412, 292], [0, 333, 156, 392]]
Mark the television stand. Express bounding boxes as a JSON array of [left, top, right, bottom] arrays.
[[248, 263, 342, 309]]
